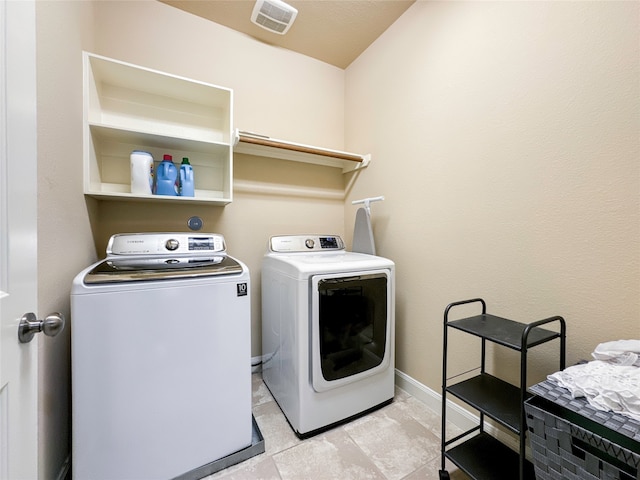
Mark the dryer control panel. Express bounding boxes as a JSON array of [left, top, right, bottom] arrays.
[[107, 233, 226, 256], [269, 235, 345, 253]]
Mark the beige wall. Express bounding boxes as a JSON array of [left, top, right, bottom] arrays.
[[35, 0, 639, 478], [36, 1, 97, 478], [345, 0, 640, 389]]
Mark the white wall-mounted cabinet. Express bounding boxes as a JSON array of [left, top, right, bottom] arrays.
[[83, 52, 234, 205]]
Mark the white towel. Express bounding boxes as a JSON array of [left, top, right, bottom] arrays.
[[592, 339, 640, 367], [549, 360, 640, 421]]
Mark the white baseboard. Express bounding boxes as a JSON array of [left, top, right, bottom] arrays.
[[394, 369, 520, 451], [394, 369, 477, 432]]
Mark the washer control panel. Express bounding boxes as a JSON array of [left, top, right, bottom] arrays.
[[107, 233, 226, 256], [269, 235, 345, 253]]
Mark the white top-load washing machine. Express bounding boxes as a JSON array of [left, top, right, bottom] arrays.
[[261, 235, 395, 437], [71, 233, 251, 480]]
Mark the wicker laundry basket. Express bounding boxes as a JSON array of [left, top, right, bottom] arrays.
[[525, 380, 640, 480]]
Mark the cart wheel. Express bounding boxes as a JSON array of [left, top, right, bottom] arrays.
[[438, 470, 450, 480]]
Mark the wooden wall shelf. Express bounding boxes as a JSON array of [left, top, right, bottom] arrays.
[[233, 130, 370, 173]]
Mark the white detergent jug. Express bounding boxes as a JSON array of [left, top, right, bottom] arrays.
[[130, 150, 153, 195]]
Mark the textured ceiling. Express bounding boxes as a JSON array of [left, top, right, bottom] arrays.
[[160, 0, 415, 69]]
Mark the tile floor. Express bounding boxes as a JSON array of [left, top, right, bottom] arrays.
[[207, 374, 470, 480]]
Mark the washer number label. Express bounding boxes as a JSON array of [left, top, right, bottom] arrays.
[[237, 283, 248, 296]]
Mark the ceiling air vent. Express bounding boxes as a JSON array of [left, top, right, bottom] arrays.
[[251, 0, 298, 35]]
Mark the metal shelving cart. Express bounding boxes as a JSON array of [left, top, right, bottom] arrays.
[[439, 298, 566, 480]]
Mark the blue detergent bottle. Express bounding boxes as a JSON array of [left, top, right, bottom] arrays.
[[179, 157, 195, 197], [155, 154, 178, 196]]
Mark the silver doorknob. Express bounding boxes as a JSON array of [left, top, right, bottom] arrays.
[[18, 312, 65, 343]]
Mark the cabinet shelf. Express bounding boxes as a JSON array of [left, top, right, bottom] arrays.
[[89, 124, 231, 153], [439, 298, 566, 480], [233, 130, 370, 173], [85, 186, 228, 205], [83, 52, 233, 205]]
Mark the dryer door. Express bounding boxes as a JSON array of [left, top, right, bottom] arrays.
[[310, 269, 391, 392]]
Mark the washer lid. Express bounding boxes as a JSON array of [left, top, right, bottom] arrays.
[[83, 255, 243, 284]]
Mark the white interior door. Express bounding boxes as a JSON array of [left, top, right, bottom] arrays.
[[0, 0, 39, 478]]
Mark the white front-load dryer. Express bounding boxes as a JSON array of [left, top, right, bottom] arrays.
[[261, 235, 395, 437], [71, 233, 252, 480]]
